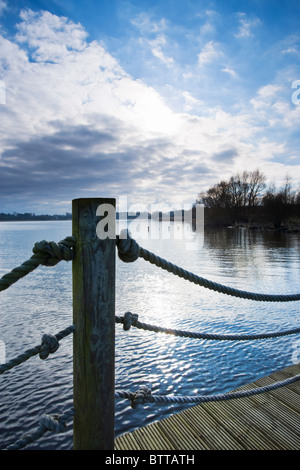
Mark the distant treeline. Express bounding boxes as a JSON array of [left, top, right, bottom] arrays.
[[0, 212, 72, 221], [197, 170, 300, 231]]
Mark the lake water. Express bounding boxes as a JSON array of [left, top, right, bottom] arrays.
[[0, 219, 299, 449]]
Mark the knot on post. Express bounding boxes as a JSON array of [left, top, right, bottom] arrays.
[[123, 311, 138, 330], [39, 333, 59, 359], [39, 414, 67, 433], [116, 230, 140, 263], [32, 236, 76, 267], [131, 385, 152, 408]]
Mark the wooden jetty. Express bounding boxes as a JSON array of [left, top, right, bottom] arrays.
[[114, 362, 300, 450]]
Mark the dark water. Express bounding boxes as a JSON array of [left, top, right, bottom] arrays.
[[0, 220, 299, 449]]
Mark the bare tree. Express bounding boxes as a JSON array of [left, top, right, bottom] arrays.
[[199, 169, 266, 222]]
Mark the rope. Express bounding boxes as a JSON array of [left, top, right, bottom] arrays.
[[115, 312, 300, 341], [2, 408, 74, 450], [0, 236, 76, 292], [116, 230, 300, 302], [115, 372, 300, 408], [0, 325, 75, 374]]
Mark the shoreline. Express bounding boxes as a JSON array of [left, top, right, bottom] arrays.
[[1, 215, 300, 234], [202, 222, 300, 234]]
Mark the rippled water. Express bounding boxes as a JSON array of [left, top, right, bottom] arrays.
[[0, 220, 299, 449]]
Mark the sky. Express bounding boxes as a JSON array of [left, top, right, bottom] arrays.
[[0, 0, 300, 214]]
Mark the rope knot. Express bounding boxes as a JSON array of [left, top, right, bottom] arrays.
[[32, 236, 76, 267], [39, 333, 59, 359], [131, 385, 152, 408], [123, 311, 138, 330], [116, 230, 140, 263], [39, 414, 67, 433]]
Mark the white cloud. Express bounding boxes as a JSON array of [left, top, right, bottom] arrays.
[[200, 21, 214, 35], [282, 46, 299, 55], [250, 84, 283, 109], [222, 66, 238, 78], [235, 13, 260, 38], [131, 12, 167, 34], [0, 0, 7, 16], [258, 84, 283, 98], [148, 35, 174, 65], [198, 40, 222, 65], [130, 13, 173, 67], [15, 9, 88, 62], [182, 91, 204, 112]]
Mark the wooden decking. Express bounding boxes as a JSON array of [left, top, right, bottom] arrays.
[[114, 363, 300, 450]]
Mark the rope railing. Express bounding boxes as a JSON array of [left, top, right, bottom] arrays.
[[115, 311, 300, 341], [115, 372, 300, 408], [7, 309, 299, 380], [116, 229, 300, 302], [1, 408, 75, 450], [0, 236, 76, 292], [0, 325, 75, 374]]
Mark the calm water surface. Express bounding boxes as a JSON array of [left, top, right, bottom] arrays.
[[0, 220, 299, 449]]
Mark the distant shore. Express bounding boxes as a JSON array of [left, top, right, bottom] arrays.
[[203, 221, 300, 233], [1, 211, 299, 234], [0, 212, 72, 221]]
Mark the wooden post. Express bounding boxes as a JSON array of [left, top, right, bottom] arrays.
[[72, 198, 116, 450]]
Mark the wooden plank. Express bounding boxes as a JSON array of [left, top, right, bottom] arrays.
[[156, 412, 209, 450], [197, 399, 279, 450], [178, 405, 245, 450], [114, 430, 143, 451], [252, 376, 300, 413], [114, 363, 300, 450], [131, 421, 177, 450], [209, 394, 299, 450], [239, 383, 300, 433]]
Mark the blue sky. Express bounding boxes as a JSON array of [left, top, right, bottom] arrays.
[[0, 0, 300, 214]]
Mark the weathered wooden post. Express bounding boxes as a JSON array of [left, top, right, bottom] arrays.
[[72, 198, 116, 450]]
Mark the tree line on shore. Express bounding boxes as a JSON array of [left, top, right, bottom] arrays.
[[196, 170, 300, 231], [0, 212, 72, 221]]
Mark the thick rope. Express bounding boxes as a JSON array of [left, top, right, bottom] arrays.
[[115, 312, 300, 341], [2, 408, 74, 450], [115, 372, 300, 408], [0, 325, 75, 374], [0, 236, 76, 292], [116, 230, 300, 302]]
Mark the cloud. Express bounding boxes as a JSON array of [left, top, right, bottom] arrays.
[[221, 66, 238, 78], [16, 9, 88, 62], [250, 84, 284, 111], [198, 40, 222, 65], [182, 91, 204, 112], [0, 119, 177, 205], [131, 12, 167, 34], [234, 13, 261, 38], [130, 12, 174, 67], [148, 35, 174, 65], [212, 147, 238, 162], [0, 0, 7, 16]]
